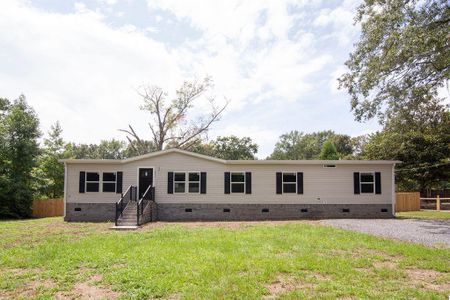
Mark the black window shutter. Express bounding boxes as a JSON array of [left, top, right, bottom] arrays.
[[200, 172, 207, 194], [353, 172, 360, 194], [297, 172, 304, 194], [116, 171, 123, 193], [79, 171, 85, 193], [245, 172, 252, 194], [167, 172, 174, 194], [276, 172, 282, 194], [224, 172, 230, 194], [375, 172, 381, 194]]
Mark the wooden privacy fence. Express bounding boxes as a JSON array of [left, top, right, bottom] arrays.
[[395, 192, 420, 212], [32, 198, 64, 218]]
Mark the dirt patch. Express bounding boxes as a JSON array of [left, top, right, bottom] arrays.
[[1, 277, 58, 299], [263, 272, 330, 299], [55, 274, 119, 300], [264, 274, 313, 299], [406, 268, 450, 291], [372, 260, 398, 269]]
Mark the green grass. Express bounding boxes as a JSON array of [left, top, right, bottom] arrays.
[[0, 218, 449, 299], [397, 210, 450, 219]]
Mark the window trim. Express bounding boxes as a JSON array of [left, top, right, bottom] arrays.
[[230, 171, 246, 194], [188, 171, 201, 194], [360, 171, 375, 194], [85, 171, 100, 193], [102, 171, 117, 193], [282, 172, 297, 194], [173, 171, 201, 194]]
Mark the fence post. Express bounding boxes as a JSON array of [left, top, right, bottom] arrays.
[[436, 195, 440, 211]]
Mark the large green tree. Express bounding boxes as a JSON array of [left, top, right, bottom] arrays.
[[192, 136, 258, 160], [362, 100, 450, 192], [319, 140, 340, 160], [64, 139, 157, 159], [269, 130, 355, 160], [0, 96, 40, 218], [339, 0, 449, 123], [33, 122, 65, 199]]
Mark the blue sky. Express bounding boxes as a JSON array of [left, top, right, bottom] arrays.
[[0, 0, 382, 158]]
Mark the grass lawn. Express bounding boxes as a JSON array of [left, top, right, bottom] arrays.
[[0, 218, 449, 299], [397, 210, 450, 219]]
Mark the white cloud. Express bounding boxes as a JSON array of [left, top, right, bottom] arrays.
[[313, 6, 359, 46], [0, 0, 374, 156], [0, 0, 183, 144]]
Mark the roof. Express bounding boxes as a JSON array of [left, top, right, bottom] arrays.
[[59, 148, 401, 165]]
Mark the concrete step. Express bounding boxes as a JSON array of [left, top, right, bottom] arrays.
[[110, 225, 140, 230]]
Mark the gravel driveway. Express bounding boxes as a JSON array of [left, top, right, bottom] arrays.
[[322, 218, 450, 246]]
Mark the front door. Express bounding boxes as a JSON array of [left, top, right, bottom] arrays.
[[138, 168, 153, 199]]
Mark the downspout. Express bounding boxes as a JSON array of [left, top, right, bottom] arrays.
[[392, 163, 396, 217], [63, 162, 67, 220]]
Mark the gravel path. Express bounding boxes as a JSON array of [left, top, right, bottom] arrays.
[[322, 218, 450, 246]]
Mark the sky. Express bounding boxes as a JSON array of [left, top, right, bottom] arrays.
[[0, 0, 383, 158]]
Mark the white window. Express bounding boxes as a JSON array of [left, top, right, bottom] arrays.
[[188, 172, 200, 193], [102, 172, 116, 192], [86, 172, 100, 192], [230, 172, 245, 193], [174, 172, 186, 193], [174, 172, 200, 194], [282, 173, 296, 193], [360, 172, 375, 193]]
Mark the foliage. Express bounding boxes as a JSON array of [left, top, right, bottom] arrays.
[[362, 100, 450, 191], [33, 122, 65, 199], [339, 0, 450, 123], [121, 77, 228, 154], [0, 96, 40, 218], [269, 130, 356, 160], [319, 140, 340, 160], [193, 136, 258, 160], [0, 218, 449, 299]]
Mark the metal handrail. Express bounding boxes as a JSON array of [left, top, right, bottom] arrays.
[[137, 185, 154, 225], [115, 185, 135, 226]]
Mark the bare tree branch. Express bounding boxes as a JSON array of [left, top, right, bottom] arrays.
[[120, 77, 228, 153]]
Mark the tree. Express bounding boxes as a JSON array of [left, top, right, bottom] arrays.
[[193, 136, 258, 160], [0, 95, 40, 218], [339, 0, 449, 123], [33, 122, 65, 199], [121, 77, 228, 154], [362, 100, 450, 192], [269, 130, 354, 160], [319, 140, 340, 160], [332, 134, 354, 158]]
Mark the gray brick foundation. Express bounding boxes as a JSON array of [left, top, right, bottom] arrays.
[[65, 203, 115, 222], [65, 202, 393, 222], [157, 203, 393, 221]]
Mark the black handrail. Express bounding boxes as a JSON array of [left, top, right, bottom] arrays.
[[115, 185, 135, 226], [137, 185, 154, 225]]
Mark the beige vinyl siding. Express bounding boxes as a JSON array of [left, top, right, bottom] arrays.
[[66, 152, 393, 205]]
